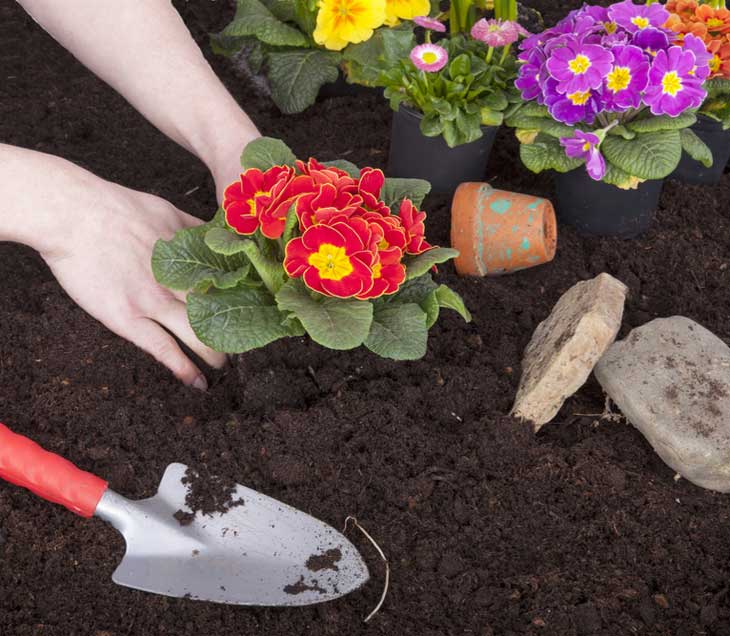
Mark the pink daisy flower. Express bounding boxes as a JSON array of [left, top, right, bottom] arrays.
[[413, 16, 446, 32], [410, 43, 449, 72], [471, 18, 521, 47]]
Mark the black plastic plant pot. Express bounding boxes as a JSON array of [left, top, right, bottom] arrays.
[[672, 115, 730, 185], [554, 168, 663, 238], [387, 106, 498, 195]]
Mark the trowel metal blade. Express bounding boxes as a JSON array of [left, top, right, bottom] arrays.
[[97, 463, 369, 606]]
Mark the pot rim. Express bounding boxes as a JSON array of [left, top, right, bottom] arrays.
[[398, 103, 497, 132]]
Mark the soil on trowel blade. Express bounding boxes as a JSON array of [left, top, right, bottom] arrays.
[[174, 467, 244, 525], [2, 0, 730, 635]]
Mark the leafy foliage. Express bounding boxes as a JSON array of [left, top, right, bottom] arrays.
[[506, 102, 694, 184], [151, 137, 469, 361], [377, 35, 522, 147]]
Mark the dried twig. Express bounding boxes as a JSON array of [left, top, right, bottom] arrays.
[[344, 516, 389, 623]]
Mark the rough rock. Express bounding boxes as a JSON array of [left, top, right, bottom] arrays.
[[595, 316, 730, 492], [511, 273, 628, 429]]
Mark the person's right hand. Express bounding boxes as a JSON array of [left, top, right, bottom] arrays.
[[40, 175, 227, 389]]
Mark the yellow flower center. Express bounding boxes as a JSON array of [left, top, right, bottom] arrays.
[[421, 51, 438, 64], [710, 55, 722, 73], [378, 237, 390, 250], [606, 66, 632, 92], [662, 71, 683, 96], [604, 21, 617, 34], [567, 90, 592, 105], [707, 17, 725, 29], [582, 141, 592, 152], [568, 54, 592, 75], [248, 190, 270, 216], [372, 262, 382, 279], [631, 16, 650, 29], [308, 243, 354, 280]]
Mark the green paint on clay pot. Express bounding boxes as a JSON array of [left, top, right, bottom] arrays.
[[520, 237, 530, 250], [490, 199, 511, 215]]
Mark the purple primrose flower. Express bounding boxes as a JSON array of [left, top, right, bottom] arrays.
[[632, 27, 671, 56], [545, 78, 600, 125], [643, 46, 706, 116], [546, 36, 614, 94], [560, 129, 607, 181], [602, 44, 649, 110], [608, 0, 670, 34], [683, 33, 713, 80]]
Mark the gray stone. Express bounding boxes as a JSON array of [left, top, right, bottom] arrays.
[[512, 273, 628, 430], [595, 316, 730, 492]]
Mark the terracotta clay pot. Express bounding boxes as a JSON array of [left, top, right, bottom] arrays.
[[451, 182, 557, 276]]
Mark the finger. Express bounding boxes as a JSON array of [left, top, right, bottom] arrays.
[[121, 318, 208, 389], [178, 210, 204, 229], [151, 299, 227, 369]]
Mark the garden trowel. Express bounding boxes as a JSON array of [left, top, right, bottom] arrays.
[[0, 422, 369, 606]]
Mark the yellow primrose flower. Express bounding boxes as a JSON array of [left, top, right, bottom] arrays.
[[314, 0, 387, 51], [385, 0, 431, 26]]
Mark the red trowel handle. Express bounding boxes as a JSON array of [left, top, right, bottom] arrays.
[[0, 423, 108, 518]]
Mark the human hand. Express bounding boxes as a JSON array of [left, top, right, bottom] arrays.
[[40, 177, 227, 389]]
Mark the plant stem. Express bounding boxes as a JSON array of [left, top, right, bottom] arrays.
[[499, 44, 511, 65], [486, 46, 495, 64]]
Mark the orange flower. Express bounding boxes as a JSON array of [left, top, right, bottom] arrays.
[[708, 37, 730, 77], [665, 13, 708, 40], [695, 4, 730, 35], [666, 0, 699, 20]]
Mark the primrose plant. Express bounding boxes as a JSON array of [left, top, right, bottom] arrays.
[[666, 0, 730, 129], [507, 0, 714, 188], [212, 0, 424, 113], [374, 6, 530, 146], [152, 138, 470, 361]]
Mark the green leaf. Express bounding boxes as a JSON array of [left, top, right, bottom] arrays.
[[322, 159, 361, 178], [434, 285, 471, 322], [421, 291, 440, 329], [204, 227, 250, 256], [602, 130, 682, 180], [482, 90, 508, 111], [343, 24, 414, 86], [187, 286, 292, 353], [381, 177, 432, 209], [275, 279, 373, 350], [420, 112, 444, 137], [505, 114, 574, 139], [705, 77, 730, 98], [519, 134, 583, 174], [449, 53, 471, 79], [241, 136, 297, 170], [607, 125, 636, 140], [679, 127, 713, 168], [388, 273, 439, 327], [626, 111, 697, 133], [513, 102, 550, 119], [281, 202, 299, 246], [268, 49, 341, 114], [152, 224, 250, 291], [404, 247, 460, 280], [364, 303, 428, 360], [221, 0, 308, 47], [603, 161, 641, 190]]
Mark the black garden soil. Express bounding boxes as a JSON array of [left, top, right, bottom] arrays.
[[2, 1, 730, 635]]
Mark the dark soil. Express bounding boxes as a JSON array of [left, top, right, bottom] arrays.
[[2, 1, 730, 635]]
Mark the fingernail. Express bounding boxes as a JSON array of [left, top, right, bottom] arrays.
[[191, 374, 208, 391]]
